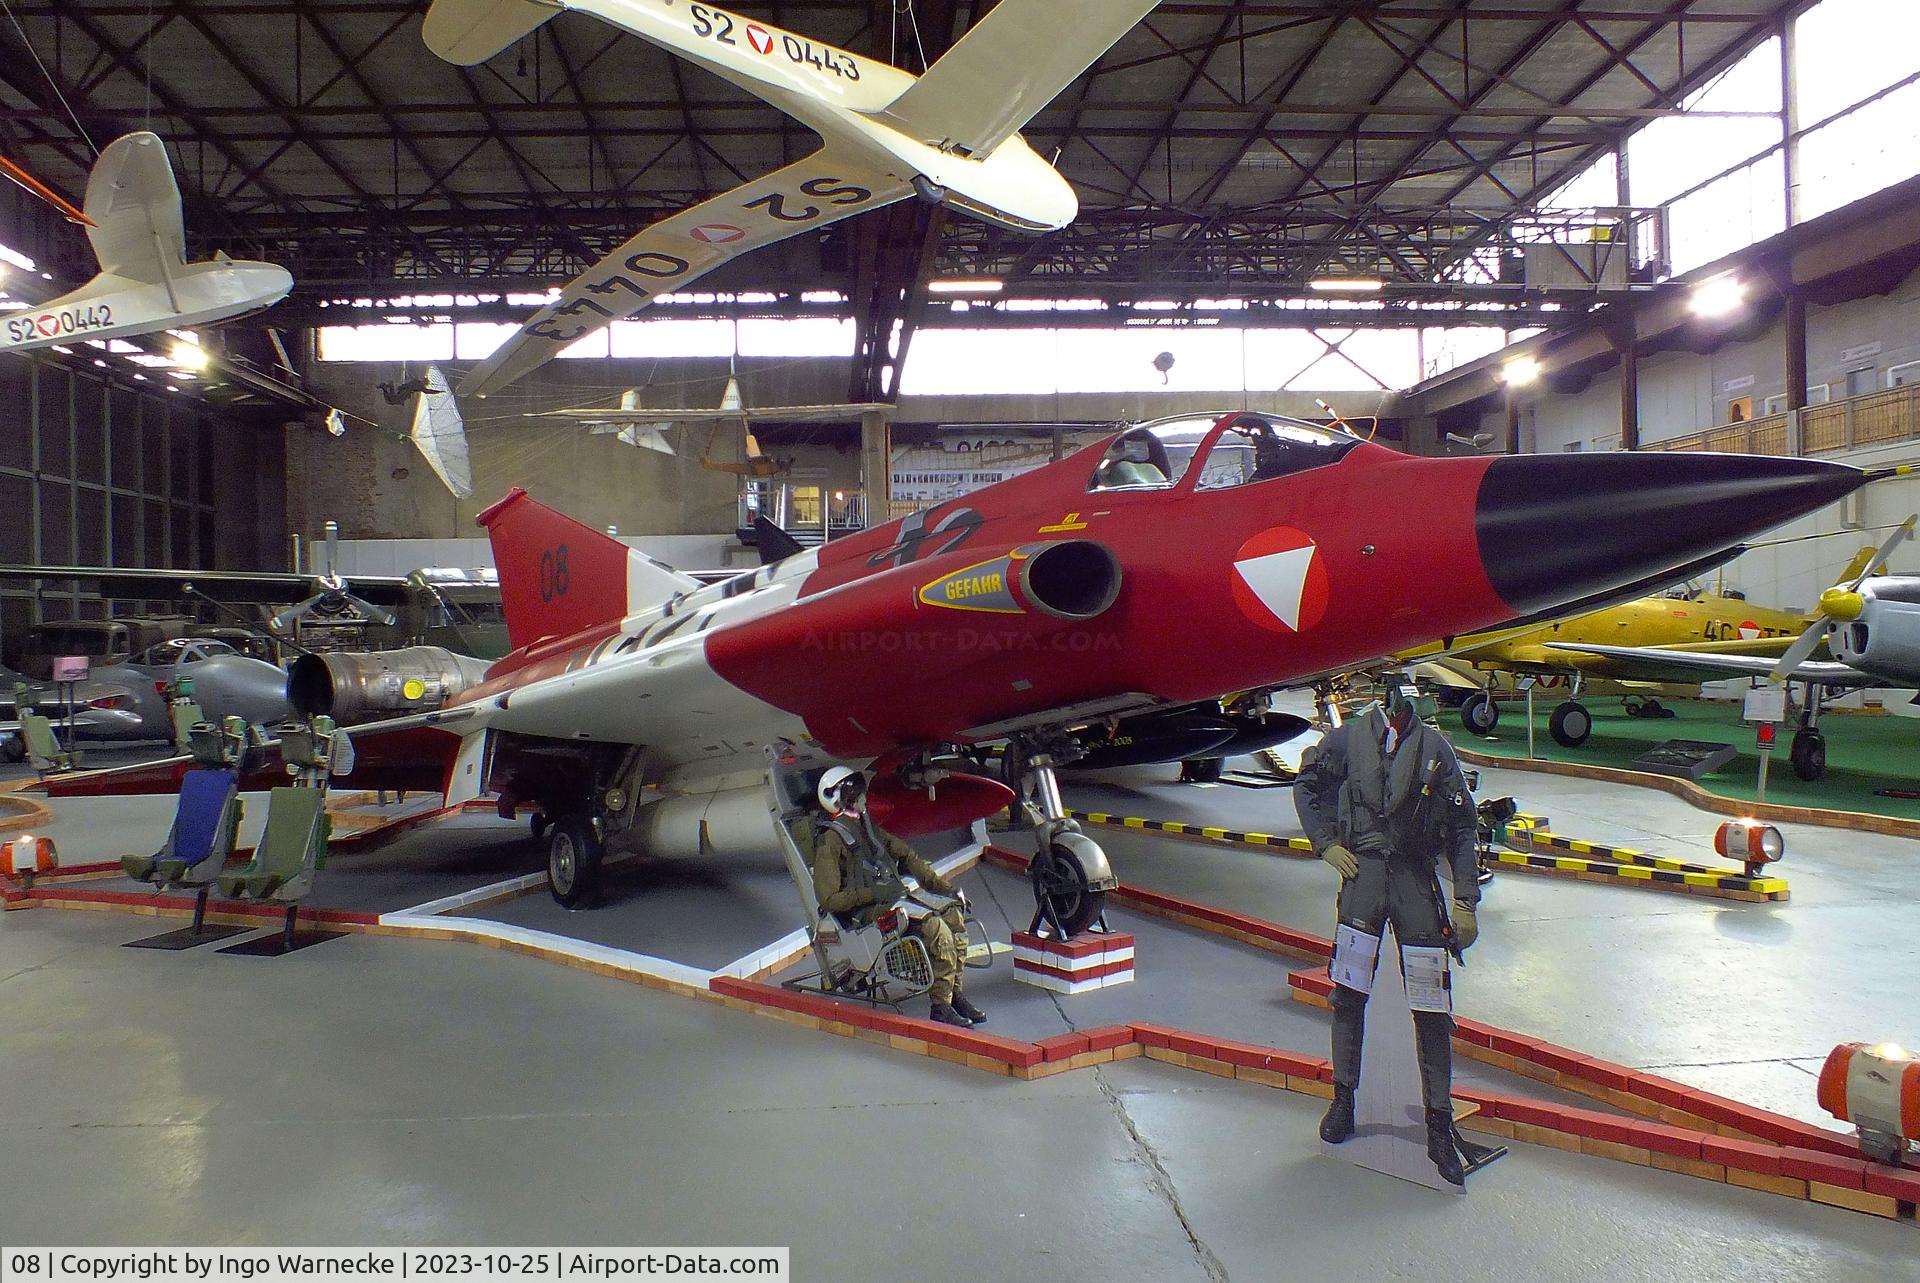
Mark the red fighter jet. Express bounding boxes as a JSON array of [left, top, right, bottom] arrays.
[[53, 413, 1863, 930]]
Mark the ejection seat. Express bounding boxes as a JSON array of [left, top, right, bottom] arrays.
[[13, 684, 76, 776], [214, 720, 338, 955], [120, 718, 257, 950], [124, 718, 248, 889], [767, 745, 935, 1008], [167, 677, 209, 754]]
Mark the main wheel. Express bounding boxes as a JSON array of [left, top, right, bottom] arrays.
[[1548, 700, 1592, 747], [1790, 730, 1826, 782], [1460, 691, 1499, 735], [1180, 756, 1225, 783], [547, 815, 604, 909], [1032, 842, 1105, 936]]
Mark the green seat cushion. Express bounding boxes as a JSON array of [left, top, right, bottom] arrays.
[[121, 855, 158, 880], [255, 787, 325, 879], [20, 714, 63, 761]]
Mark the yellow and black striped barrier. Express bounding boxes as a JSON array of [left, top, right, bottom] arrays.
[[1488, 848, 1788, 900], [1068, 810, 1315, 854], [1505, 816, 1735, 876], [1069, 808, 1789, 902], [1497, 816, 1789, 901]]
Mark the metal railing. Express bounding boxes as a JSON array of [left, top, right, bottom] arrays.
[[1644, 384, 1920, 458]]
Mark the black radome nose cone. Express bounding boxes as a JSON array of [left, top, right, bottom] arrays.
[[1476, 452, 1864, 615]]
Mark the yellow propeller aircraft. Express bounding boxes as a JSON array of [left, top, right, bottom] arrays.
[[1408, 548, 1877, 748]]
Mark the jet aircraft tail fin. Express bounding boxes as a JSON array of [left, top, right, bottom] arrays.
[[475, 487, 698, 652], [423, 0, 562, 66]]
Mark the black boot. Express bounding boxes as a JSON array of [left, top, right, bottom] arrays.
[[1319, 1084, 1356, 1143], [930, 1000, 974, 1027], [950, 992, 987, 1024], [1426, 1107, 1465, 1186]]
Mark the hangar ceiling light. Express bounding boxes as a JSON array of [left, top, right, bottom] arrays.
[[1502, 356, 1542, 387], [1690, 274, 1748, 318]]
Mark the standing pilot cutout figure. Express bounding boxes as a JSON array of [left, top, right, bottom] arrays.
[[1295, 676, 1481, 1185]]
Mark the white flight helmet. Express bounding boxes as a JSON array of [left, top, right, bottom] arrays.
[[817, 766, 866, 815]]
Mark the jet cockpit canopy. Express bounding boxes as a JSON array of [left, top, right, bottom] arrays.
[[1088, 412, 1362, 493]]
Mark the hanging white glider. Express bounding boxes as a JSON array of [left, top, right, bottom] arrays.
[[423, 0, 1158, 396], [548, 374, 890, 472], [0, 133, 291, 355], [411, 365, 475, 497], [571, 389, 681, 454], [544, 375, 891, 455]]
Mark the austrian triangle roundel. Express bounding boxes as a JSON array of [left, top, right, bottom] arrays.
[[1231, 527, 1329, 634]]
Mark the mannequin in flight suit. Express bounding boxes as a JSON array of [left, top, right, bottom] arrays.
[[1294, 676, 1482, 1185], [811, 767, 986, 1028]]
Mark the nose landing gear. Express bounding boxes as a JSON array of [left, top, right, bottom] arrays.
[[1003, 735, 1118, 938]]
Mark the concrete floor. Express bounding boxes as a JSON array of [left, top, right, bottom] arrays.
[[1059, 750, 1920, 1130], [6, 726, 1920, 1273], [3, 911, 1915, 1280]]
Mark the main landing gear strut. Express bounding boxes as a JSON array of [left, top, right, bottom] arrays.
[[1791, 685, 1829, 782], [1003, 735, 1119, 939]]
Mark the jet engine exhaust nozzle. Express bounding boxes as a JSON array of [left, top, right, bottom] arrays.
[[288, 646, 491, 723]]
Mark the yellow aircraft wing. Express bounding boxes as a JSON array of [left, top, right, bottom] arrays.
[[1542, 642, 1870, 687]]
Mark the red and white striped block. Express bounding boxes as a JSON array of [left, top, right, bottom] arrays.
[[1012, 930, 1134, 994]]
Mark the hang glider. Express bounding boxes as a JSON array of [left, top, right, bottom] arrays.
[[423, 0, 1159, 396], [410, 365, 475, 498], [0, 133, 291, 355]]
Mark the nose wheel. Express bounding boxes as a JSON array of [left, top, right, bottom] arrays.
[[1030, 840, 1105, 937], [1005, 736, 1117, 939]]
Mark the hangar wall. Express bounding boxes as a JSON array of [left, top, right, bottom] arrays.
[[288, 357, 797, 544], [1481, 263, 1920, 613], [0, 355, 286, 644], [1488, 262, 1920, 457], [295, 347, 1399, 546]]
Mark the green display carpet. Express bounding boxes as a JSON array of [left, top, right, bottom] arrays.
[[1456, 696, 1920, 822]]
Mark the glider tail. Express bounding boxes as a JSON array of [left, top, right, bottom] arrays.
[[423, 0, 562, 66], [475, 487, 698, 651]]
